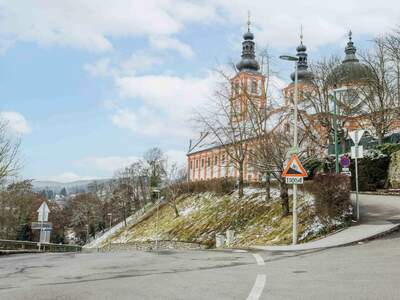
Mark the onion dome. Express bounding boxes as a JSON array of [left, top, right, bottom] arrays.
[[236, 17, 260, 72], [290, 33, 313, 82], [328, 30, 371, 85]]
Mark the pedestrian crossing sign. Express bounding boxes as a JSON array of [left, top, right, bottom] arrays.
[[282, 154, 308, 178]]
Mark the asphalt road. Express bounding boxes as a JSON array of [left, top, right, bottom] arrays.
[[2, 229, 400, 300]]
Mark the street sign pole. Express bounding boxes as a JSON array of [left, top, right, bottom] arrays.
[[333, 89, 339, 174], [355, 148, 360, 221], [292, 62, 298, 245], [349, 130, 365, 221]]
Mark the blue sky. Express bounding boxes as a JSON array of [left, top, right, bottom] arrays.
[[0, 0, 399, 182]]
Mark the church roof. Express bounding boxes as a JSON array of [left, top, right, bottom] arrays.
[[290, 31, 313, 82], [328, 31, 371, 85], [236, 16, 260, 73]]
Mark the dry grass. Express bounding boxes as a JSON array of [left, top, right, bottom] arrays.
[[102, 188, 339, 248]]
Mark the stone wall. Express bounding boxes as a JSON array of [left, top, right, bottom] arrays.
[[99, 240, 207, 252], [388, 150, 400, 188]]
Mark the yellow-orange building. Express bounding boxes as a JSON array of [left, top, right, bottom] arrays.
[[187, 24, 266, 182]]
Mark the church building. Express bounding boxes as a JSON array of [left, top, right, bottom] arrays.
[[187, 22, 266, 182]]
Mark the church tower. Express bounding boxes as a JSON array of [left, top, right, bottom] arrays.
[[230, 16, 266, 120]]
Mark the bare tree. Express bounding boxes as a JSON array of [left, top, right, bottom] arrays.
[[112, 168, 135, 227], [0, 121, 20, 182], [299, 56, 343, 150], [382, 26, 400, 107], [143, 147, 166, 190], [196, 70, 255, 198], [357, 38, 398, 143], [164, 161, 187, 218]]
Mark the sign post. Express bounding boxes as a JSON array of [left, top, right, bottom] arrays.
[[36, 202, 51, 248], [282, 154, 308, 245], [340, 155, 351, 176], [349, 130, 365, 221]]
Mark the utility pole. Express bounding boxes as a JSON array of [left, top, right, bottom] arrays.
[[279, 54, 300, 245], [333, 89, 339, 173], [292, 62, 299, 245], [152, 189, 161, 251]]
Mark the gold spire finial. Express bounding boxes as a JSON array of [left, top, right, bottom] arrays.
[[247, 11, 251, 32], [300, 24, 304, 44]]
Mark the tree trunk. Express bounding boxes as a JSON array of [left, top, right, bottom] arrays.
[[172, 200, 180, 218], [238, 161, 244, 198], [265, 173, 271, 201], [280, 180, 289, 216]]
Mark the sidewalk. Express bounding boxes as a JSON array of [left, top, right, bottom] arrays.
[[252, 194, 400, 252]]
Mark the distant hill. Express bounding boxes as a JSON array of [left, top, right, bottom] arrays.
[[32, 179, 110, 194]]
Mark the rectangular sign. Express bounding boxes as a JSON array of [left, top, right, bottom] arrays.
[[285, 177, 304, 184], [31, 222, 53, 230], [351, 145, 364, 159]]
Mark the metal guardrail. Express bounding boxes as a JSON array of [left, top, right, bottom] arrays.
[[0, 239, 82, 253]]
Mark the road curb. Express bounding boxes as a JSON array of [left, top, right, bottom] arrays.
[[249, 223, 400, 253], [0, 250, 41, 255]]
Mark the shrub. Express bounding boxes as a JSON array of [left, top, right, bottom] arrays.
[[375, 143, 400, 156], [168, 177, 236, 198], [303, 159, 325, 179], [350, 150, 390, 191], [309, 173, 351, 224]]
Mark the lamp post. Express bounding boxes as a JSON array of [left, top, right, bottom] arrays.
[[280, 54, 299, 245], [333, 88, 339, 173], [152, 188, 161, 251], [107, 212, 112, 251], [331, 86, 348, 173], [107, 212, 112, 229]]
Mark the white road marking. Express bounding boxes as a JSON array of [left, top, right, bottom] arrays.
[[246, 274, 266, 300], [252, 253, 265, 266], [233, 249, 248, 253]]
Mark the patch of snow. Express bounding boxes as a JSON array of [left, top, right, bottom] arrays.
[[300, 217, 325, 241], [180, 206, 196, 216], [364, 149, 386, 160]]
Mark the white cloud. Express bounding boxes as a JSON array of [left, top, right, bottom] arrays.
[[84, 52, 162, 78], [79, 156, 139, 173], [83, 58, 113, 77], [165, 149, 187, 167], [1, 1, 399, 55], [109, 72, 217, 138], [110, 109, 137, 132], [120, 52, 162, 75], [47, 172, 94, 183], [149, 36, 194, 59], [215, 0, 400, 49], [0, 111, 31, 135], [115, 73, 215, 112], [0, 0, 217, 54]]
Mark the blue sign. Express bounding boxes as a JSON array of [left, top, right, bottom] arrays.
[[340, 155, 351, 168]]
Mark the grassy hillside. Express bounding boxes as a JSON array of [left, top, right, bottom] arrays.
[[100, 188, 345, 248]]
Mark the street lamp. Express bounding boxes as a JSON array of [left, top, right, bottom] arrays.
[[280, 54, 299, 245], [107, 212, 112, 251], [107, 212, 112, 229], [152, 188, 161, 251], [331, 86, 348, 173]]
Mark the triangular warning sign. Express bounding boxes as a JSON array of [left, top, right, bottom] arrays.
[[282, 154, 308, 178]]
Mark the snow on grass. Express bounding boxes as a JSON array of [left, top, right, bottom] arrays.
[[102, 188, 347, 248], [299, 217, 325, 241]]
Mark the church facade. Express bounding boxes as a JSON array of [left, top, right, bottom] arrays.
[[187, 24, 400, 182], [187, 24, 266, 182]]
